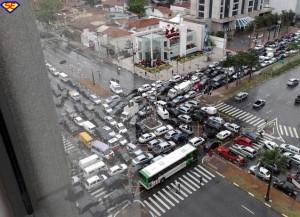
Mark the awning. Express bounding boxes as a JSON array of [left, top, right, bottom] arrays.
[[235, 17, 254, 29]]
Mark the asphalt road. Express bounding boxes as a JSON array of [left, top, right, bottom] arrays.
[[139, 164, 281, 217], [42, 38, 150, 94], [225, 66, 300, 144]]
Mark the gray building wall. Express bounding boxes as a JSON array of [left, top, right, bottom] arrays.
[[0, 1, 77, 217]]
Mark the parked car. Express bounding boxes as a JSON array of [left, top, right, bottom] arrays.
[[138, 133, 156, 143], [147, 139, 164, 151], [295, 95, 300, 105], [164, 129, 181, 140], [234, 136, 253, 146], [273, 178, 297, 198], [171, 132, 189, 144], [208, 116, 225, 125], [179, 124, 193, 135], [253, 99, 266, 109], [249, 165, 270, 181], [201, 106, 217, 115], [132, 153, 154, 166], [263, 140, 279, 150], [186, 100, 200, 109], [204, 140, 221, 151], [178, 114, 192, 124], [224, 122, 240, 133], [234, 92, 248, 102], [216, 130, 232, 140], [154, 125, 173, 136], [138, 84, 151, 93], [184, 90, 197, 99], [188, 137, 205, 147], [108, 164, 128, 176]]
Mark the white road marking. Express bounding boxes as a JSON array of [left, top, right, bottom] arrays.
[[279, 125, 284, 135], [192, 170, 209, 183], [252, 119, 264, 126], [284, 126, 288, 136], [173, 181, 190, 196], [179, 177, 196, 191], [198, 165, 216, 178], [223, 107, 236, 113], [245, 116, 258, 123], [229, 109, 244, 116], [144, 200, 161, 216], [215, 103, 224, 108], [241, 205, 255, 215], [288, 127, 294, 138], [242, 114, 254, 121], [169, 184, 184, 200], [153, 194, 170, 210], [182, 175, 200, 189], [257, 122, 266, 128], [235, 111, 247, 118], [218, 104, 231, 110], [187, 172, 204, 186], [158, 191, 175, 207], [148, 197, 165, 213], [162, 188, 179, 203], [293, 128, 299, 138], [90, 187, 105, 196]]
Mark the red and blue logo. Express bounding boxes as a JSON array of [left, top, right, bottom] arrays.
[[1, 1, 20, 14]]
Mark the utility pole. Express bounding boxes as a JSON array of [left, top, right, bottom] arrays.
[[91, 71, 95, 85]]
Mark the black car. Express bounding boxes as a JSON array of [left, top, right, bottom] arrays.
[[203, 125, 218, 139], [204, 140, 221, 152], [168, 107, 181, 117], [273, 179, 297, 198], [166, 118, 181, 127], [253, 99, 266, 109], [171, 132, 189, 144], [295, 95, 300, 105]]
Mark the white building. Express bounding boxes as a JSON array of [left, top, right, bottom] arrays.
[[190, 0, 272, 32], [267, 0, 300, 15]]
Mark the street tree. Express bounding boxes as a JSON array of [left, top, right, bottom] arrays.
[[288, 42, 300, 51], [35, 0, 63, 23], [128, 0, 145, 17], [260, 148, 287, 202]]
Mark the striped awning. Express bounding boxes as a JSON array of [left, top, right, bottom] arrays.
[[235, 17, 254, 29]]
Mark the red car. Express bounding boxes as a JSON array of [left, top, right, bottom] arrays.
[[217, 146, 246, 166], [234, 136, 253, 146], [192, 81, 203, 92]]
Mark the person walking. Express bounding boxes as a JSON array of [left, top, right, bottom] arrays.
[[199, 176, 203, 185]]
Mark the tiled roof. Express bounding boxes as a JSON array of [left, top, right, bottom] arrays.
[[127, 18, 160, 29], [155, 6, 172, 15], [102, 27, 132, 38]]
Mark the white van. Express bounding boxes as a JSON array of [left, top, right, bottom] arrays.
[[84, 174, 107, 190], [157, 106, 169, 120], [280, 144, 300, 155], [126, 143, 137, 152], [156, 100, 167, 108], [82, 121, 96, 134], [154, 125, 172, 136], [291, 154, 300, 165], [78, 154, 100, 170], [83, 161, 106, 177], [59, 72, 70, 82]]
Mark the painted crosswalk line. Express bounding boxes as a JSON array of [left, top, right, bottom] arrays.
[[144, 200, 161, 216]]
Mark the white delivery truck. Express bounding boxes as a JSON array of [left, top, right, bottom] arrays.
[[120, 100, 139, 122], [167, 81, 192, 99], [157, 105, 169, 120], [81, 121, 96, 134]]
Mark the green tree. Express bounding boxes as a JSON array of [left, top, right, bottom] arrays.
[[35, 0, 62, 23], [128, 0, 145, 17], [84, 0, 96, 6], [288, 42, 299, 50], [260, 148, 287, 202]]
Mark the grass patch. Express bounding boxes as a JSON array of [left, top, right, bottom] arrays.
[[135, 63, 172, 73]]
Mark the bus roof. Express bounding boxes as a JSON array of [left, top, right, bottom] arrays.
[[84, 161, 105, 173], [78, 154, 99, 167], [86, 175, 100, 184], [140, 144, 196, 178]]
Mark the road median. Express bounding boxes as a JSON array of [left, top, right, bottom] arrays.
[[204, 155, 300, 217]]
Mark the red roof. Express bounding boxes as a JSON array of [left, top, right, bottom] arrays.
[[127, 18, 160, 29], [173, 1, 191, 9], [102, 27, 132, 38]]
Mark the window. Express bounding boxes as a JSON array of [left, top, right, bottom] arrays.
[[198, 12, 204, 18], [233, 4, 238, 10], [199, 0, 205, 4], [199, 5, 205, 11], [232, 10, 238, 16]]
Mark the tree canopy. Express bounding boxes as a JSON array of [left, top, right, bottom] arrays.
[[35, 0, 62, 23], [223, 52, 258, 68], [127, 0, 145, 17]]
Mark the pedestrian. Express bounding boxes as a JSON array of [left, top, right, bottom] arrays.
[[172, 69, 174, 75], [177, 182, 181, 193], [259, 130, 263, 137], [199, 176, 203, 185]]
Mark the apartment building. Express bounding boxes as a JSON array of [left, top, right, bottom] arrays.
[[191, 0, 271, 32]]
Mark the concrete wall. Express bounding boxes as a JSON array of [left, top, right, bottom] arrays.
[[210, 35, 226, 49], [183, 20, 206, 50], [145, 8, 164, 18]]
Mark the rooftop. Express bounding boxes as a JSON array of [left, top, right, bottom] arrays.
[[102, 0, 126, 7], [155, 6, 172, 15], [173, 1, 191, 9], [102, 27, 132, 38], [127, 18, 160, 29]]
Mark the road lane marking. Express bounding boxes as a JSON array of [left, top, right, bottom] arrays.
[[235, 111, 247, 118], [148, 197, 165, 213], [179, 176, 197, 191], [218, 104, 231, 110], [157, 191, 175, 207], [233, 182, 239, 187], [264, 202, 271, 208], [223, 107, 236, 113], [249, 117, 262, 125], [284, 126, 288, 136], [288, 127, 294, 138], [248, 192, 254, 197], [173, 181, 190, 196], [192, 170, 209, 182], [144, 200, 161, 216], [198, 165, 216, 178], [91, 187, 105, 195], [242, 114, 254, 121], [238, 113, 251, 120], [241, 205, 255, 215], [182, 174, 200, 189], [215, 103, 224, 108], [215, 171, 225, 178], [162, 188, 179, 203], [229, 109, 244, 116], [187, 172, 204, 186], [169, 183, 185, 199], [293, 128, 299, 138], [245, 116, 257, 123], [153, 194, 170, 210], [194, 167, 211, 180], [279, 125, 284, 135]]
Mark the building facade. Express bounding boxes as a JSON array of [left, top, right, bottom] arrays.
[[190, 0, 271, 32]]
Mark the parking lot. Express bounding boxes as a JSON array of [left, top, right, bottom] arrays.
[[45, 30, 300, 217]]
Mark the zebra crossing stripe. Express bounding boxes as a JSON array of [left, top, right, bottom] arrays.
[[94, 190, 107, 198], [194, 168, 210, 181], [288, 127, 294, 138], [144, 200, 161, 216], [245, 116, 257, 123], [182, 175, 199, 189], [91, 187, 105, 195], [228, 109, 242, 116], [218, 104, 231, 110], [293, 128, 299, 138], [175, 179, 193, 194], [249, 117, 262, 125], [253, 119, 264, 126], [178, 177, 196, 192], [187, 172, 204, 186], [257, 122, 266, 128], [162, 188, 179, 203], [239, 113, 251, 120], [149, 197, 165, 213], [222, 106, 234, 113], [235, 111, 247, 118], [225, 107, 239, 114], [153, 194, 170, 210], [157, 191, 175, 207], [242, 114, 254, 121], [215, 103, 224, 108], [172, 181, 190, 196], [198, 165, 216, 178], [284, 126, 288, 136], [169, 184, 184, 200], [279, 125, 283, 135], [191, 171, 208, 183]]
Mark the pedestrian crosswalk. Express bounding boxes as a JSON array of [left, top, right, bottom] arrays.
[[215, 103, 299, 139], [142, 165, 215, 217], [62, 135, 79, 154]]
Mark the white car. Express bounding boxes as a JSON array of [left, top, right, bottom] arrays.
[[109, 80, 123, 95], [224, 122, 240, 133], [102, 104, 113, 114], [184, 90, 197, 99], [216, 130, 232, 140], [104, 116, 117, 127], [138, 133, 156, 143], [188, 137, 205, 147], [89, 94, 101, 104], [249, 165, 270, 181], [170, 75, 182, 82], [164, 130, 181, 140], [132, 153, 154, 166], [208, 116, 225, 125], [138, 84, 151, 93], [108, 164, 128, 176], [154, 125, 173, 136], [178, 114, 192, 123], [201, 106, 217, 115], [105, 95, 120, 104], [186, 100, 200, 108], [116, 123, 128, 134], [73, 116, 85, 126], [263, 140, 278, 150]]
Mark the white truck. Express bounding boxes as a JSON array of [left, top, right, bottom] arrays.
[[167, 81, 192, 99], [120, 100, 139, 122]]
